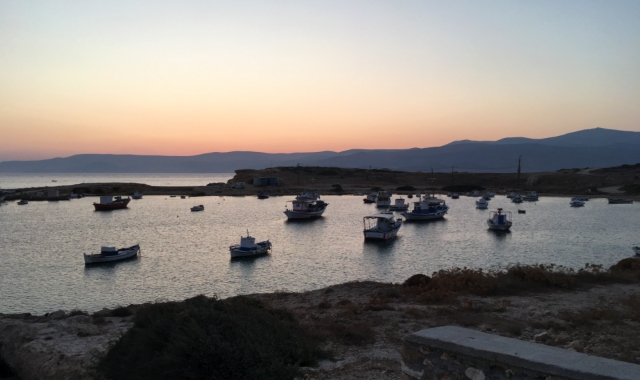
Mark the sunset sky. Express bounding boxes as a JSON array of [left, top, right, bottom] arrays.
[[1, 1, 639, 161]]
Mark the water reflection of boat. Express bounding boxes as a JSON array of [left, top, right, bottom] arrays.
[[84, 244, 140, 265], [363, 212, 402, 240]]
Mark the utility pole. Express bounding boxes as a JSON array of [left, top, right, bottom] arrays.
[[517, 155, 522, 184]]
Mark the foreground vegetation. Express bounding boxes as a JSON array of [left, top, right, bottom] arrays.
[[97, 296, 326, 380]]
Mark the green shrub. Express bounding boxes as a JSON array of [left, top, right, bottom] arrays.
[[97, 295, 325, 380]]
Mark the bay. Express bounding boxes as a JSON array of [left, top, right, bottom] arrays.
[[1, 178, 638, 314]]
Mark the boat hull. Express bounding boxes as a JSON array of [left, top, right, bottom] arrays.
[[487, 221, 512, 231], [93, 199, 130, 211], [284, 209, 326, 219], [84, 245, 139, 264], [401, 211, 447, 221], [363, 228, 400, 240], [230, 242, 271, 258]]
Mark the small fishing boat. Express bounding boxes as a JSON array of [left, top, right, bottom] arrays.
[[229, 232, 271, 258], [402, 195, 449, 221], [84, 244, 140, 265], [363, 193, 377, 204], [451, 193, 459, 199], [17, 199, 28, 205], [284, 199, 328, 219], [475, 198, 489, 209], [296, 190, 320, 201], [486, 192, 496, 198], [407, 194, 413, 199], [93, 196, 130, 211], [375, 191, 391, 208], [170, 195, 176, 198], [633, 246, 640, 256], [132, 192, 143, 200], [523, 191, 539, 201], [487, 208, 512, 231], [507, 192, 517, 199], [512, 194, 523, 204], [180, 195, 186, 199], [608, 198, 633, 204], [518, 209, 526, 214], [257, 191, 270, 199], [191, 205, 204, 212], [363, 212, 402, 240], [482, 194, 492, 201], [388, 198, 408, 211], [570, 199, 585, 207], [572, 196, 589, 202]]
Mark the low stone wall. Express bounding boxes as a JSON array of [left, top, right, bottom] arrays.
[[402, 326, 640, 380]]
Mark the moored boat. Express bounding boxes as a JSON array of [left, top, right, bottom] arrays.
[[230, 232, 271, 258], [191, 205, 204, 212], [17, 199, 28, 205], [84, 244, 140, 265], [475, 198, 489, 209], [284, 199, 328, 219], [388, 197, 408, 211], [93, 196, 130, 211], [401, 195, 449, 221], [363, 212, 402, 240], [451, 193, 459, 199], [296, 190, 320, 201], [375, 191, 391, 208], [257, 191, 270, 199], [132, 192, 143, 199], [633, 246, 640, 256], [512, 194, 523, 203], [523, 191, 539, 201], [487, 208, 512, 231], [570, 199, 585, 207], [608, 198, 633, 204], [363, 193, 377, 204]]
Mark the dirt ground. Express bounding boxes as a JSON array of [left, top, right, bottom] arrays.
[[252, 280, 640, 380]]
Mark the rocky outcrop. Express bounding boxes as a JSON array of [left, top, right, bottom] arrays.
[[0, 311, 133, 380]]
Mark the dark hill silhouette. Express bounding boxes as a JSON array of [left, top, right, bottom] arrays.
[[1, 128, 639, 173]]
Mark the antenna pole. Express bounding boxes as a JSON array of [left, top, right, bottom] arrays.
[[517, 155, 522, 184]]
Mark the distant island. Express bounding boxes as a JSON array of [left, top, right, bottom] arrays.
[[2, 128, 640, 173]]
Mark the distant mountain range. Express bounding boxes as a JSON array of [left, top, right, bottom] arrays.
[[2, 128, 640, 173]]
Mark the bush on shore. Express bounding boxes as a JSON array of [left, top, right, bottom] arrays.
[[97, 295, 326, 380]]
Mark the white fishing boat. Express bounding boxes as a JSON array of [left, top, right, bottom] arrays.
[[401, 195, 449, 221], [487, 208, 512, 231], [132, 192, 143, 199], [375, 191, 391, 208], [388, 197, 408, 211], [363, 212, 402, 240], [482, 194, 492, 201], [284, 199, 328, 219], [523, 191, 539, 201], [570, 199, 585, 207], [512, 194, 523, 204], [191, 205, 204, 212], [633, 246, 640, 256], [475, 198, 489, 209], [296, 190, 320, 201], [84, 244, 140, 265], [229, 232, 271, 258]]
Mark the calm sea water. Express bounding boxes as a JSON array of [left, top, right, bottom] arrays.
[[0, 173, 234, 189], [1, 176, 638, 314]]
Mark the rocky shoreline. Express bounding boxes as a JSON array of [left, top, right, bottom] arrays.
[[2, 261, 640, 380]]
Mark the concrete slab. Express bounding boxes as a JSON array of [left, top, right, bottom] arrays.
[[405, 326, 640, 380]]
